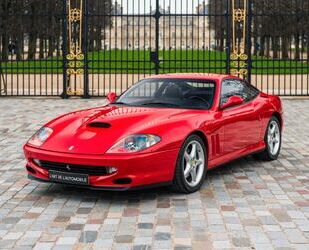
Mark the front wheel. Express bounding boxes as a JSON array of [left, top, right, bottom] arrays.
[[254, 116, 281, 161], [172, 135, 207, 193]]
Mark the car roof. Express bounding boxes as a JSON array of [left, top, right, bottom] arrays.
[[146, 73, 235, 82]]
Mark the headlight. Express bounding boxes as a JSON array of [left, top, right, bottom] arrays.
[[107, 134, 161, 153], [28, 127, 53, 147]]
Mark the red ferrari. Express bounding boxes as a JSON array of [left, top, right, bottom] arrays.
[[24, 74, 283, 193]]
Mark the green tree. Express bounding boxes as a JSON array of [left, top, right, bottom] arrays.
[[208, 0, 228, 52], [0, 0, 113, 61]]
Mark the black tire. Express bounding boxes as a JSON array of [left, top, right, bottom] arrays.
[[171, 135, 207, 193], [253, 116, 281, 161]]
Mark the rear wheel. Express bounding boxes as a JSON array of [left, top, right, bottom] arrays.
[[254, 116, 281, 161], [172, 135, 207, 193]]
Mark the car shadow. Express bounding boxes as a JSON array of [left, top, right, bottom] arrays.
[[32, 155, 263, 203]]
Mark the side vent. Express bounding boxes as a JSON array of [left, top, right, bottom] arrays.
[[88, 122, 111, 128], [211, 134, 221, 156]]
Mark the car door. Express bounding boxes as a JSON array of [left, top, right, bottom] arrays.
[[220, 79, 261, 155]]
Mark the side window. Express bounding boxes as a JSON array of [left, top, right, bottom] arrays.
[[244, 83, 260, 100], [221, 79, 259, 105], [221, 79, 244, 105]]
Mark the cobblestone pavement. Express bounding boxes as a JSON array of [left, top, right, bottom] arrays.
[[0, 98, 309, 250]]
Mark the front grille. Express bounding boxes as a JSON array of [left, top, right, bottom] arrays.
[[38, 160, 108, 176]]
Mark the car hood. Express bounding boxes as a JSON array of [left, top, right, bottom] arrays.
[[39, 105, 204, 155]]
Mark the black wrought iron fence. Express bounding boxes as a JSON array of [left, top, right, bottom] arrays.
[[0, 0, 65, 96], [250, 0, 309, 96], [0, 0, 308, 97]]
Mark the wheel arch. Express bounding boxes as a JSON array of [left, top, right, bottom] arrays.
[[189, 130, 209, 161], [271, 112, 283, 130]]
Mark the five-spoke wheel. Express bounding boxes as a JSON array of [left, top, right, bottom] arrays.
[[172, 135, 207, 193], [267, 120, 281, 156], [254, 116, 281, 161], [183, 141, 205, 187]]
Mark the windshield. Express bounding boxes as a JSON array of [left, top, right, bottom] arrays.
[[114, 78, 216, 110]]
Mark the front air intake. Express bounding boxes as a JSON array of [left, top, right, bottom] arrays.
[[38, 160, 109, 176], [88, 122, 111, 128]]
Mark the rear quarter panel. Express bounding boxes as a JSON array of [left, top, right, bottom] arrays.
[[259, 94, 283, 138]]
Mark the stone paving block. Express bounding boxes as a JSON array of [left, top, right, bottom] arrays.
[[33, 242, 54, 250], [56, 236, 77, 245], [284, 229, 308, 244], [79, 231, 98, 243]]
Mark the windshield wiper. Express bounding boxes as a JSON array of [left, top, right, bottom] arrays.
[[140, 102, 180, 107], [111, 101, 128, 105]]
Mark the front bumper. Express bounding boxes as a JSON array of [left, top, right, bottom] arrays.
[[27, 174, 172, 191], [24, 145, 179, 190]]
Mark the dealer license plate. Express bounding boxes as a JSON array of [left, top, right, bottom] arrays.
[[49, 170, 89, 186]]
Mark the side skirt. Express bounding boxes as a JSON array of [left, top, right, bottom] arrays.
[[208, 141, 266, 169]]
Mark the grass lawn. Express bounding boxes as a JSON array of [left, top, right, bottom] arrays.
[[1, 50, 309, 74]]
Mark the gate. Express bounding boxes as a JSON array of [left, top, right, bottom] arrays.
[[72, 0, 231, 97], [0, 0, 308, 97]]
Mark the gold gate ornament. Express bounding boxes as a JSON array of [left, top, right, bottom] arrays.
[[230, 0, 248, 78], [66, 0, 84, 96]]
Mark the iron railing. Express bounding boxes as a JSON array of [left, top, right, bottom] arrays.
[[0, 0, 308, 97]]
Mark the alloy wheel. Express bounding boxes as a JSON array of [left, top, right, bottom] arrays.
[[267, 120, 280, 156], [183, 140, 205, 187]]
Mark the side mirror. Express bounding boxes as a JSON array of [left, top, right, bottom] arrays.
[[221, 96, 244, 110], [107, 92, 117, 103]]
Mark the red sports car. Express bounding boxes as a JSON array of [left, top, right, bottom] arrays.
[[24, 73, 283, 193]]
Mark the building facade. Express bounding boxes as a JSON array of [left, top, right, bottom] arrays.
[[104, 4, 213, 50]]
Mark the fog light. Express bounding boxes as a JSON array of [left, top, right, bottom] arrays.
[[106, 167, 118, 174], [33, 159, 41, 166], [26, 165, 36, 174], [113, 178, 132, 185]]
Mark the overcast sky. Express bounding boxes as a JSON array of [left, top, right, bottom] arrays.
[[117, 0, 209, 14]]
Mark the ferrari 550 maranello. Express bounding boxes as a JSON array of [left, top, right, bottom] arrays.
[[24, 73, 283, 193]]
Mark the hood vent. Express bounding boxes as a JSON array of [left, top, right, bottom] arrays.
[[88, 122, 111, 128]]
